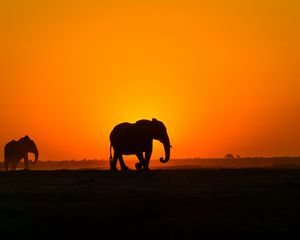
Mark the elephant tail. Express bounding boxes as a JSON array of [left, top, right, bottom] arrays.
[[109, 144, 112, 163]]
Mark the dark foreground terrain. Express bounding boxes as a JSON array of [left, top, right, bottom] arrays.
[[0, 169, 300, 239]]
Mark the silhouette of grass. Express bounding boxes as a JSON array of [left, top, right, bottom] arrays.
[[0, 169, 299, 239]]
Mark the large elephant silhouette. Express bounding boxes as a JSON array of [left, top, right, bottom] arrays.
[[109, 118, 171, 171], [4, 135, 39, 171]]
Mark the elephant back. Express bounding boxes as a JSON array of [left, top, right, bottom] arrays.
[[5, 140, 21, 158]]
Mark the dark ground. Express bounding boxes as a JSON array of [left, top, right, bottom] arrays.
[[0, 169, 300, 239]]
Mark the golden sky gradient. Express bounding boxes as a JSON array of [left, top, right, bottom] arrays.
[[0, 0, 299, 160]]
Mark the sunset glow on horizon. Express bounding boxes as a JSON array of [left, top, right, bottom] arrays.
[[0, 0, 299, 160]]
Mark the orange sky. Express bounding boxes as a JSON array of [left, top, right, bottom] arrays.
[[0, 0, 299, 160]]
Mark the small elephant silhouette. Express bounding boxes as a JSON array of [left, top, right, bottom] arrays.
[[109, 118, 171, 171], [4, 135, 39, 171]]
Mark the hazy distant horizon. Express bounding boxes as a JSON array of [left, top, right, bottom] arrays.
[[36, 155, 300, 162], [2, 157, 299, 171]]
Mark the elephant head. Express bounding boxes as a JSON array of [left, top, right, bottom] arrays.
[[21, 135, 39, 164], [151, 118, 171, 163]]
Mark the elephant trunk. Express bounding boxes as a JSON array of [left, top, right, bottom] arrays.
[[160, 140, 171, 163], [30, 150, 39, 164]]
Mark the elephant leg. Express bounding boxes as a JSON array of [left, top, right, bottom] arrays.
[[24, 157, 29, 170], [135, 152, 145, 171], [4, 159, 9, 171], [119, 155, 129, 171], [110, 154, 118, 171], [7, 158, 19, 171], [143, 143, 153, 171], [143, 150, 152, 171], [11, 162, 17, 171]]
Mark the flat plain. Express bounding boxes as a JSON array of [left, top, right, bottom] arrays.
[[0, 169, 300, 239]]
